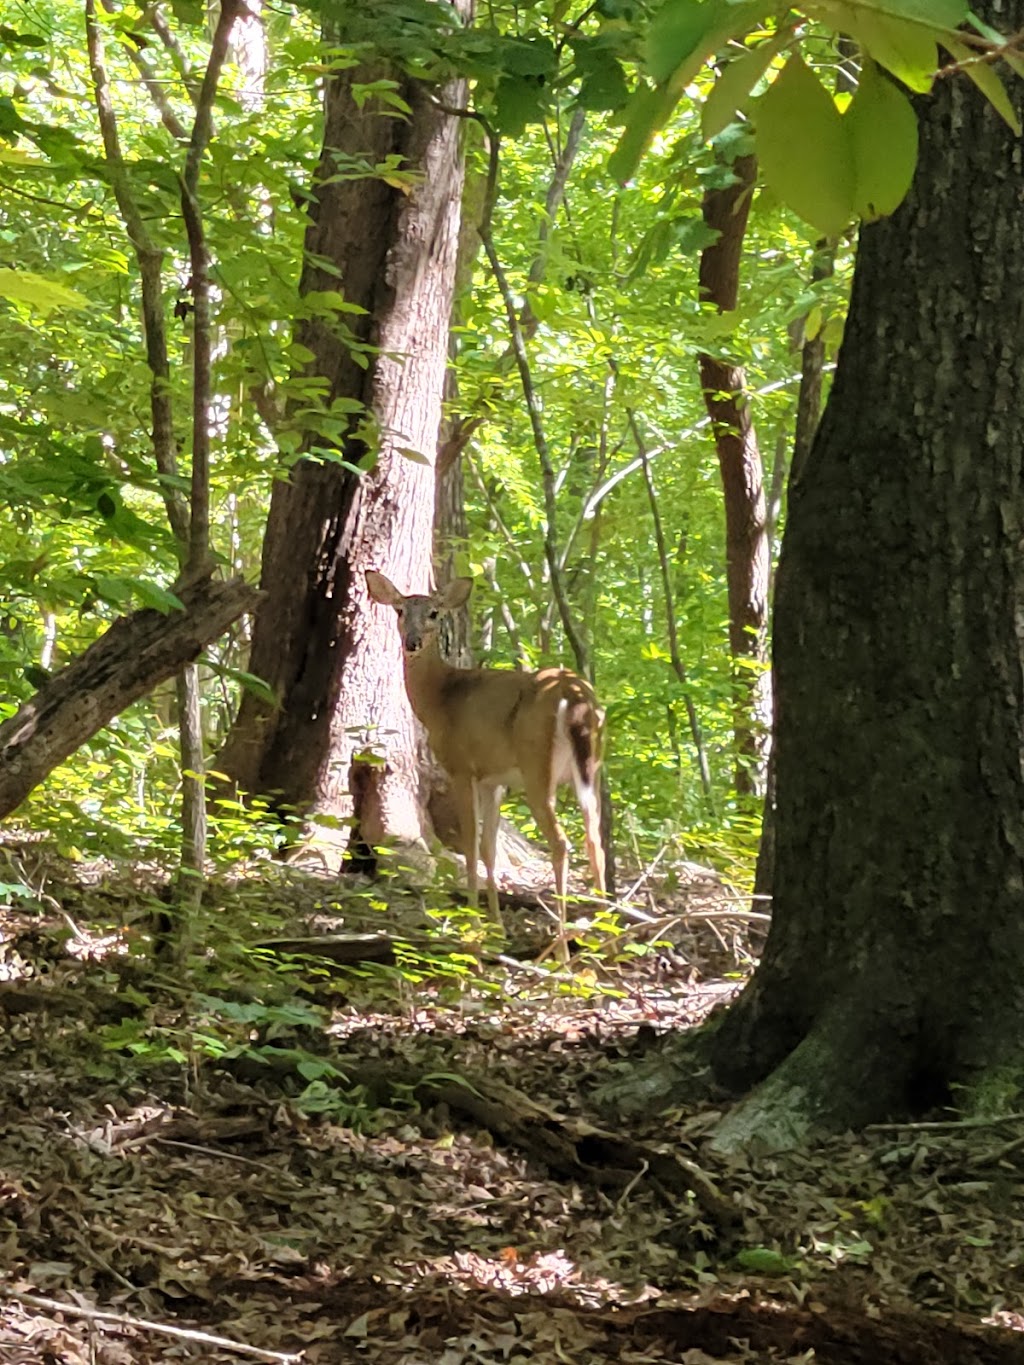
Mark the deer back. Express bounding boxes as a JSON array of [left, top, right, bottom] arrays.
[[406, 656, 599, 792]]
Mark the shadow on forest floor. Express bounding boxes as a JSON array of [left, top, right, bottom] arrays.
[[0, 835, 1022, 1364]]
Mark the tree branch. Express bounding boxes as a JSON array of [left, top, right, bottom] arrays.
[[84, 0, 188, 551], [629, 409, 714, 803], [179, 0, 240, 576]]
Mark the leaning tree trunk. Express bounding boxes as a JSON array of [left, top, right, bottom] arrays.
[[697, 152, 771, 797], [708, 27, 1024, 1148], [217, 11, 468, 859], [0, 577, 257, 820]]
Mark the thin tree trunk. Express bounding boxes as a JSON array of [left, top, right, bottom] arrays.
[[698, 152, 770, 796]]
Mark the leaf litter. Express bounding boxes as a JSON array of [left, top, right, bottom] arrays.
[[0, 842, 1022, 1364]]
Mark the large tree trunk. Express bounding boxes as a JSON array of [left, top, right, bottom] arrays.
[[0, 578, 257, 820], [698, 153, 771, 795], [709, 25, 1024, 1148], [217, 10, 469, 860]]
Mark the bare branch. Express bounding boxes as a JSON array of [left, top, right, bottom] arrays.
[[0, 1286, 299, 1363], [145, 2, 202, 105], [629, 408, 714, 803]]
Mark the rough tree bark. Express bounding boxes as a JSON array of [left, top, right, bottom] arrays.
[[698, 152, 771, 795], [0, 578, 258, 820], [217, 6, 469, 861], [709, 26, 1024, 1148]]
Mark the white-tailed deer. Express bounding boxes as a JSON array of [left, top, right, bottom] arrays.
[[365, 571, 606, 941]]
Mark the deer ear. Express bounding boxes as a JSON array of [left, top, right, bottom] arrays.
[[439, 577, 473, 611], [366, 570, 402, 606]]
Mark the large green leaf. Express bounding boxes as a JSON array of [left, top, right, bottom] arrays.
[[493, 73, 550, 135], [646, 0, 771, 86], [611, 0, 769, 180], [608, 81, 681, 182], [845, 61, 919, 220], [0, 269, 90, 316], [702, 28, 791, 139], [755, 55, 854, 237], [850, 10, 938, 92], [852, 0, 967, 27]]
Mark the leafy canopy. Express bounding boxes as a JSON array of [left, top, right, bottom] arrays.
[[611, 0, 1023, 235]]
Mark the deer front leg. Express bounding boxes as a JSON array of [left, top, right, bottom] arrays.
[[479, 782, 504, 927], [453, 776, 480, 912]]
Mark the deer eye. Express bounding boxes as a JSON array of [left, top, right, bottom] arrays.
[[428, 609, 439, 621]]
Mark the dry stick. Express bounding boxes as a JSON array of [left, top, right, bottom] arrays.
[[866, 1113, 1024, 1133], [621, 843, 668, 906], [629, 409, 714, 803], [0, 1287, 302, 1364]]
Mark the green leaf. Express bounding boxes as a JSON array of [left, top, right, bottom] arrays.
[[702, 30, 791, 140], [943, 36, 1022, 134], [575, 51, 630, 111], [851, 10, 938, 92], [845, 61, 919, 220], [735, 1247, 798, 1275], [862, 0, 967, 26], [498, 34, 557, 77], [646, 0, 770, 86], [0, 269, 90, 316], [608, 81, 680, 182], [131, 579, 186, 613], [227, 668, 278, 706], [755, 56, 854, 237], [494, 73, 549, 136]]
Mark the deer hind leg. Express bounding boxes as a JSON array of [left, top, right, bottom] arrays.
[[577, 780, 606, 896], [479, 782, 504, 926], [523, 783, 570, 944]]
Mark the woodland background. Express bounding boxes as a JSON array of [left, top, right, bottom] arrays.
[[2, 0, 1024, 1362]]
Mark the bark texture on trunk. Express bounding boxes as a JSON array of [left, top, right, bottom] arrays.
[[698, 153, 771, 794], [710, 27, 1024, 1147], [217, 17, 468, 858], [0, 577, 258, 819]]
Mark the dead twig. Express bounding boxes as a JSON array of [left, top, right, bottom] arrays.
[[0, 1287, 303, 1363]]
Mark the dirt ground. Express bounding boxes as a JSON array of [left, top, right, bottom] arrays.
[[1, 840, 1023, 1364]]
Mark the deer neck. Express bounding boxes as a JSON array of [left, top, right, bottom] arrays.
[[402, 638, 455, 729]]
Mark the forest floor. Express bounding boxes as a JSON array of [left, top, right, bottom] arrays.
[[0, 836, 1023, 1365]]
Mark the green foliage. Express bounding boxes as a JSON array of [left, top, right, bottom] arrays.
[[0, 0, 854, 881], [612, 0, 1021, 232]]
